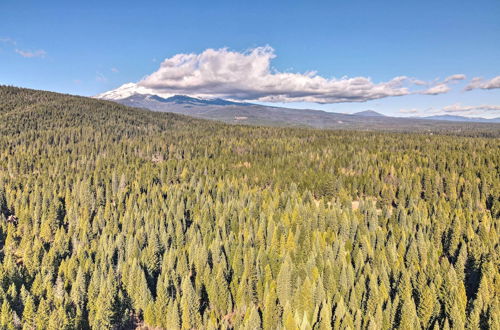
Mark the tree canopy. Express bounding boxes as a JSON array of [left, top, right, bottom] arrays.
[[0, 86, 498, 329]]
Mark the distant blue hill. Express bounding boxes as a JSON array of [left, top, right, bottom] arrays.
[[421, 115, 500, 123], [353, 110, 386, 117]]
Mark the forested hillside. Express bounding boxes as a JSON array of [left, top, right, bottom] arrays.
[[0, 86, 498, 329], [104, 92, 500, 136]]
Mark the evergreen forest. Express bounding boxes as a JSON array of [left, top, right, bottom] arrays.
[[0, 86, 498, 329]]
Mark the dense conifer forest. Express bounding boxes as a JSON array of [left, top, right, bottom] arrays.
[[0, 86, 498, 329]]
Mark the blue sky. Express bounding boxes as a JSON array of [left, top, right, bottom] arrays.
[[1, 0, 499, 117]]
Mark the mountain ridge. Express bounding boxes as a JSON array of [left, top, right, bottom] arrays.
[[121, 93, 253, 107], [96, 92, 500, 127]]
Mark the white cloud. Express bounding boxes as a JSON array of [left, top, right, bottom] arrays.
[[111, 67, 119, 73], [411, 79, 428, 86], [442, 103, 500, 113], [100, 46, 464, 103], [409, 74, 465, 96], [465, 76, 500, 90], [399, 108, 419, 114], [444, 74, 466, 83], [399, 103, 500, 119], [130, 46, 420, 103], [15, 49, 46, 58], [398, 104, 500, 119], [420, 83, 450, 95], [2, 39, 48, 59], [439, 103, 500, 119]]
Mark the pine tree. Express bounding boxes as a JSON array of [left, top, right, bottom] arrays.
[[181, 277, 201, 329], [0, 299, 14, 330], [47, 306, 70, 330], [417, 285, 436, 327], [282, 303, 298, 330], [242, 305, 261, 330], [262, 282, 281, 330], [168, 301, 181, 330], [397, 294, 419, 329], [22, 294, 36, 329], [316, 301, 333, 330], [35, 298, 50, 329], [298, 277, 314, 323], [277, 257, 293, 306], [144, 301, 156, 326], [91, 276, 118, 329], [0, 184, 7, 215]]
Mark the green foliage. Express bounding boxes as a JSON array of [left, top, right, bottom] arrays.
[[0, 86, 498, 329]]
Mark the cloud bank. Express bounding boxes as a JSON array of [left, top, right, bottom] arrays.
[[465, 76, 500, 91], [100, 46, 469, 103], [400, 103, 500, 119], [442, 103, 500, 113], [135, 46, 417, 103]]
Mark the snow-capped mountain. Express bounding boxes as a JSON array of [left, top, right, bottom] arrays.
[[95, 83, 250, 106], [116, 93, 252, 107], [96, 83, 252, 108], [94, 83, 159, 100]]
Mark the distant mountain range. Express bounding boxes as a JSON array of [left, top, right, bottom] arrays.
[[95, 92, 500, 131], [419, 115, 500, 123]]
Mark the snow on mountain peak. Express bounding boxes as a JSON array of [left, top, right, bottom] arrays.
[[94, 83, 160, 100]]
